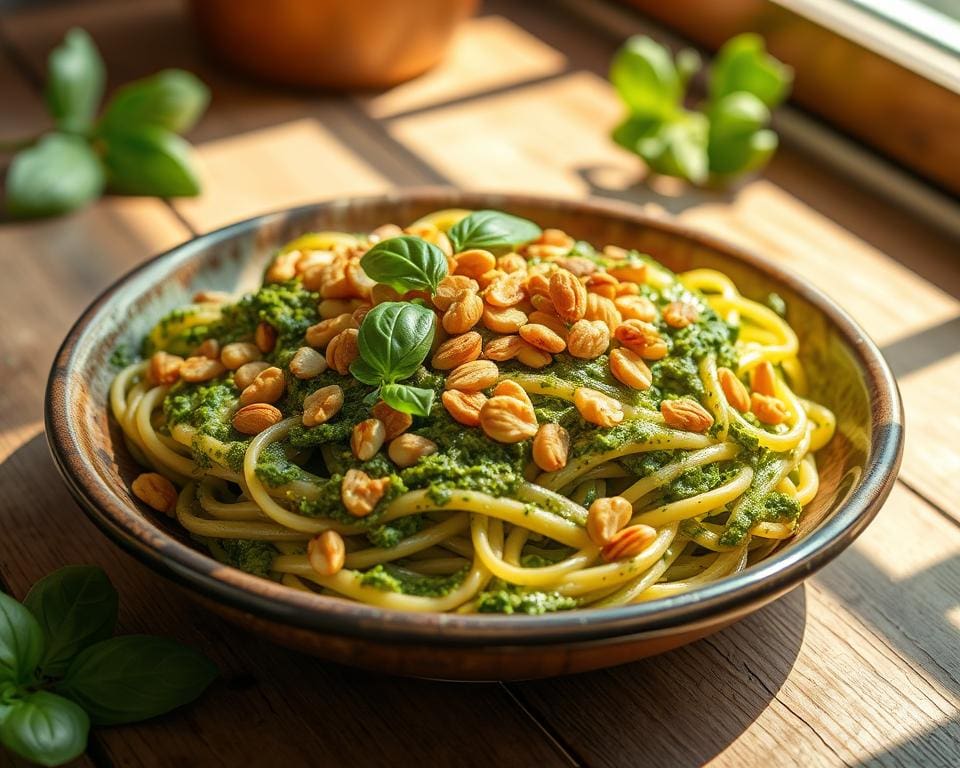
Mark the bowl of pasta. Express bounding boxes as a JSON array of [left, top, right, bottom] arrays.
[[45, 190, 902, 679]]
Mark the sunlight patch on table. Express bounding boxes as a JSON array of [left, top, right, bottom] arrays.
[[360, 15, 567, 119], [897, 352, 960, 517], [678, 181, 960, 348], [175, 119, 391, 233], [388, 71, 644, 197]]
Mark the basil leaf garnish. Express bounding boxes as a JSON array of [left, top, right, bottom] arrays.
[[380, 384, 435, 417], [24, 566, 118, 678], [0, 592, 43, 686], [0, 691, 89, 767], [447, 210, 542, 254], [57, 636, 217, 725], [356, 302, 436, 384], [350, 358, 384, 387], [360, 236, 448, 294]]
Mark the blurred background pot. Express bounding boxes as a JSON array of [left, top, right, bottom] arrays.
[[188, 0, 478, 89]]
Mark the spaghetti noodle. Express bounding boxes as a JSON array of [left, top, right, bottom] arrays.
[[111, 209, 834, 614]]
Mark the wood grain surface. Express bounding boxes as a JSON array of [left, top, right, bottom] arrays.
[[1, 1, 958, 766]]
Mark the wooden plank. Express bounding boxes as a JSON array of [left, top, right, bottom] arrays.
[[513, 483, 960, 767], [358, 14, 567, 119]]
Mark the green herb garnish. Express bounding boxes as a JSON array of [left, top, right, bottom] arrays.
[[351, 301, 437, 416], [447, 210, 542, 254], [359, 235, 448, 294]]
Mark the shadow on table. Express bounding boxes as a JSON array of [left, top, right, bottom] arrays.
[[511, 587, 808, 766], [575, 162, 742, 217]]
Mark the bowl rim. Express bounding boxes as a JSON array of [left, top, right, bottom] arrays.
[[44, 188, 904, 646]]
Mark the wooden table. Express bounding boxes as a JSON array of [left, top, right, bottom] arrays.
[[2, 1, 958, 766]]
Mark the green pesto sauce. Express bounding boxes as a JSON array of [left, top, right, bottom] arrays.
[[651, 355, 704, 400], [109, 345, 136, 368], [145, 306, 213, 356], [663, 461, 738, 502], [286, 373, 377, 447], [475, 581, 578, 615], [619, 450, 682, 477], [214, 539, 278, 578], [403, 407, 528, 504], [719, 454, 793, 546], [666, 307, 738, 369], [576, 418, 658, 455], [217, 280, 320, 352], [525, 353, 650, 407], [726, 419, 761, 452], [366, 514, 426, 548], [164, 379, 238, 442], [357, 563, 467, 597], [255, 442, 307, 487]]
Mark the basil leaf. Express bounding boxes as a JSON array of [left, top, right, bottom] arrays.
[[609, 36, 681, 119], [0, 691, 88, 767], [57, 636, 217, 725], [360, 236, 447, 294], [356, 302, 436, 384], [100, 69, 210, 134], [101, 125, 201, 196], [46, 28, 104, 133], [447, 210, 542, 254], [0, 691, 89, 767], [24, 566, 118, 678], [709, 33, 792, 109], [5, 133, 105, 219], [380, 384, 435, 417], [708, 92, 776, 175], [350, 358, 383, 387], [0, 592, 43, 685]]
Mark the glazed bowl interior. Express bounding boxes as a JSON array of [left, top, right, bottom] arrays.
[[46, 190, 902, 652]]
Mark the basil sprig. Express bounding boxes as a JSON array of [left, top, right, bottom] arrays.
[[447, 210, 542, 254], [0, 566, 216, 766], [351, 302, 437, 416], [610, 33, 791, 184], [360, 236, 448, 294], [3, 28, 209, 218]]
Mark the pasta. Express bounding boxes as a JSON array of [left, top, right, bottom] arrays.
[[111, 209, 835, 615]]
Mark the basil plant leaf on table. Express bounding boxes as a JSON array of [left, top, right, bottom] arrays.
[[45, 28, 104, 135], [3, 27, 209, 219], [0, 566, 217, 766], [610, 32, 792, 185]]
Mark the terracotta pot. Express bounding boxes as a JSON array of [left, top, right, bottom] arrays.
[[188, 0, 478, 89]]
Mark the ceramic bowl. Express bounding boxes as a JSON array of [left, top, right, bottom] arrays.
[[45, 190, 903, 680]]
